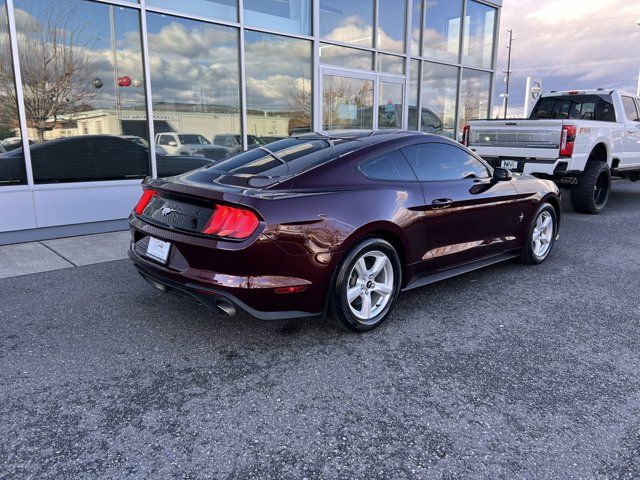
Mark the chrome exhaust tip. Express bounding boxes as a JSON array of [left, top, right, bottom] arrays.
[[216, 299, 236, 317]]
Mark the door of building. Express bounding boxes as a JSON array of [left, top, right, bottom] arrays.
[[319, 67, 405, 131]]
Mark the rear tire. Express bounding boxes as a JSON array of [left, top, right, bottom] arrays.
[[328, 238, 401, 332], [520, 203, 557, 264], [570, 161, 611, 214]]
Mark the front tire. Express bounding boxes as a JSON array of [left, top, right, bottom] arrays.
[[570, 161, 611, 214], [520, 203, 558, 264], [328, 238, 401, 332]]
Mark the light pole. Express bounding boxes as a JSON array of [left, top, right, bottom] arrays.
[[637, 19, 640, 96], [503, 30, 514, 119]]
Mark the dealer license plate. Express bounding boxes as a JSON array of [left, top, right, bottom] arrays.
[[501, 159, 519, 170], [146, 237, 171, 264]]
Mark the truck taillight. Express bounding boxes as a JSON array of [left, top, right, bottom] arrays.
[[560, 125, 577, 157], [462, 125, 471, 146], [202, 205, 259, 239], [134, 188, 157, 215]]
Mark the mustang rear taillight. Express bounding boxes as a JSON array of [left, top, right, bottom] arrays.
[[560, 125, 577, 157], [202, 205, 259, 239], [134, 189, 157, 215]]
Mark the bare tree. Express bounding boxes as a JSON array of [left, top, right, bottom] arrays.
[[286, 66, 312, 132], [0, 3, 96, 142]]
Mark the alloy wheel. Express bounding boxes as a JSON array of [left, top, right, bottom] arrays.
[[346, 250, 394, 325], [532, 211, 553, 258]]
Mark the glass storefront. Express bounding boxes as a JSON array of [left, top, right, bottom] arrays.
[[319, 0, 374, 48], [377, 0, 406, 53], [13, 0, 149, 184], [0, 0, 27, 185], [421, 62, 459, 139], [244, 31, 312, 138], [458, 68, 492, 137], [463, 0, 496, 69], [147, 13, 241, 173], [422, 0, 463, 63], [0, 0, 499, 235]]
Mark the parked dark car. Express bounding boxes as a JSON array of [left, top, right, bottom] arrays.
[[128, 130, 561, 332], [0, 135, 215, 183], [0, 137, 33, 152]]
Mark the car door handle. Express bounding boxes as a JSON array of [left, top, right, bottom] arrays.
[[431, 198, 453, 209], [628, 130, 636, 135]]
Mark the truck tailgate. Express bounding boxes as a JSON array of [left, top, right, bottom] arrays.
[[468, 120, 563, 160]]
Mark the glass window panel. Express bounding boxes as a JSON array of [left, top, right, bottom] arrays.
[[423, 0, 462, 63], [458, 68, 491, 140], [319, 0, 374, 48], [377, 53, 405, 75], [407, 59, 420, 131], [359, 150, 416, 182], [0, 0, 27, 185], [410, 0, 422, 56], [245, 31, 312, 138], [462, 0, 496, 69], [377, 0, 406, 53], [421, 62, 458, 139], [14, 0, 150, 184], [319, 43, 373, 71], [322, 75, 373, 130], [378, 81, 403, 129], [147, 13, 241, 173], [402, 143, 490, 181], [244, 0, 311, 36], [146, 0, 237, 23]]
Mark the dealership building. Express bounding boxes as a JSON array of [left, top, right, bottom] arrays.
[[0, 0, 501, 244]]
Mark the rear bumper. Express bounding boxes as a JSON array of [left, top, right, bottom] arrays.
[[130, 254, 321, 320], [127, 218, 332, 320], [480, 153, 589, 178]]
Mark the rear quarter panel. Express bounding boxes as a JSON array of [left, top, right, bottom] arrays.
[[240, 153, 429, 286]]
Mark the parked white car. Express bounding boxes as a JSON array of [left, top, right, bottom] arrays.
[[464, 89, 640, 213], [155, 132, 231, 161]]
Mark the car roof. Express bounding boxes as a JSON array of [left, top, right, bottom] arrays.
[[292, 129, 442, 145]]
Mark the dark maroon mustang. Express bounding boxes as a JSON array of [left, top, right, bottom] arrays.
[[129, 130, 560, 331]]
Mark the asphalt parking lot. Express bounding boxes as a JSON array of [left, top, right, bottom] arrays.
[[2, 182, 640, 479]]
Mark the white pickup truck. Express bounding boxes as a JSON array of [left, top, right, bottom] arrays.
[[464, 89, 640, 213]]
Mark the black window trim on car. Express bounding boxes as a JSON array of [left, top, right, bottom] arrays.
[[399, 141, 494, 183]]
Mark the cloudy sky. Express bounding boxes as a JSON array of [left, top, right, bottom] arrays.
[[493, 0, 640, 116]]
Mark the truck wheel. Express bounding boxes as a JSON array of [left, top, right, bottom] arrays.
[[569, 161, 611, 214]]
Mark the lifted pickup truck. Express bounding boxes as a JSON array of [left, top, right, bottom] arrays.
[[464, 89, 640, 213]]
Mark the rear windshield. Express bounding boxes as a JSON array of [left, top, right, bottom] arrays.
[[205, 137, 362, 178], [530, 94, 616, 122]]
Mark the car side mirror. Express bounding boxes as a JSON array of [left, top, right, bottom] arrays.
[[492, 167, 512, 182], [168, 141, 177, 147]]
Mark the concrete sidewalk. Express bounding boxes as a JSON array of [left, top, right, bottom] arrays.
[[0, 230, 130, 279]]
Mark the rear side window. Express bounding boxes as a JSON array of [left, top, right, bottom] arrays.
[[401, 143, 490, 181], [622, 96, 639, 122], [359, 150, 416, 182], [530, 94, 616, 122]]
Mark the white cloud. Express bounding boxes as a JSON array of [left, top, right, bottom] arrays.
[[495, 0, 640, 112]]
